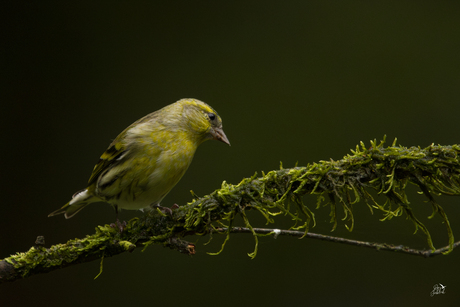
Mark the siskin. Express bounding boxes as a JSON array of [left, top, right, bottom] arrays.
[[49, 98, 230, 219]]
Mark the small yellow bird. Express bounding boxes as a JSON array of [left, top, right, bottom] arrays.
[[49, 98, 230, 219]]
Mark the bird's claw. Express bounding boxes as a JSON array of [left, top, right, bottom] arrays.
[[110, 219, 127, 233], [156, 204, 179, 217]]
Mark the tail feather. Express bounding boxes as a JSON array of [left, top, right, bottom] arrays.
[[48, 202, 90, 219], [48, 189, 96, 219]]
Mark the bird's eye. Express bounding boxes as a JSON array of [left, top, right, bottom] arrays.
[[208, 113, 216, 121]]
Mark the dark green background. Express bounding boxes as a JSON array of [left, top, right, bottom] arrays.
[[2, 1, 460, 306]]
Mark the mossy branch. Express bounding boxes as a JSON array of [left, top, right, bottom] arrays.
[[2, 137, 460, 283]]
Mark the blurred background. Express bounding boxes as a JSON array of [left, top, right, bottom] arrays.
[[2, 1, 460, 306]]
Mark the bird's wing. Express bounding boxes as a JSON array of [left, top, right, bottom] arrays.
[[87, 140, 127, 187], [87, 110, 163, 190]]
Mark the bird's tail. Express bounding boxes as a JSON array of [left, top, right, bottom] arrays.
[[48, 189, 95, 219]]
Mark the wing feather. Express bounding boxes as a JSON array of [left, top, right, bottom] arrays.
[[87, 141, 127, 186]]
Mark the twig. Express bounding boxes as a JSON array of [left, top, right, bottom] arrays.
[[218, 227, 460, 258]]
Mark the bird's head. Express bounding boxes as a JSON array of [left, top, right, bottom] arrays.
[[177, 98, 230, 146]]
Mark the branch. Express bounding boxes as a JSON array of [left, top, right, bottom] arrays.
[[2, 137, 460, 283], [0, 212, 197, 284]]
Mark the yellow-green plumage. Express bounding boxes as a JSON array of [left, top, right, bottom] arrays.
[[49, 98, 230, 219]]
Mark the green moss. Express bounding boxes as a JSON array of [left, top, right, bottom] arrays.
[[181, 136, 459, 256]]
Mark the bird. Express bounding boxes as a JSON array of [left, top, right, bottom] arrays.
[[48, 98, 230, 219]]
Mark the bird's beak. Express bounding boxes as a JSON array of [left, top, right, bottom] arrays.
[[211, 127, 231, 146]]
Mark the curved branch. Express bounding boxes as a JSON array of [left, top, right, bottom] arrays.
[[2, 137, 460, 283]]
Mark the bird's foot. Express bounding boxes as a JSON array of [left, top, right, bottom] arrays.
[[155, 204, 179, 217], [110, 219, 127, 233]]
